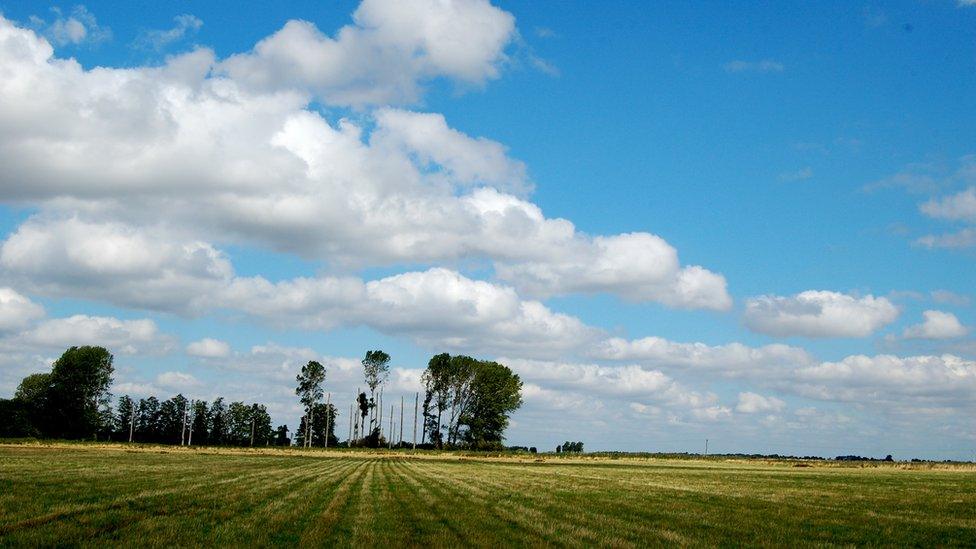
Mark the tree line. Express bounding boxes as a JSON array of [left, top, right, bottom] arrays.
[[1, 345, 525, 451]]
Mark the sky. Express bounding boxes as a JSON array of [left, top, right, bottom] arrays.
[[0, 0, 974, 459]]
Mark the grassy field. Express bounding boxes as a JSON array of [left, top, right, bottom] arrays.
[[0, 444, 974, 547]]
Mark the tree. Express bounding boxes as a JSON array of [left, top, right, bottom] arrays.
[[31, 347, 114, 439], [461, 360, 522, 447], [227, 401, 251, 445], [362, 350, 390, 437], [295, 361, 326, 448], [274, 424, 290, 446], [159, 394, 188, 443], [190, 400, 210, 444], [421, 354, 522, 449], [137, 397, 161, 442], [209, 398, 227, 445], [14, 373, 52, 436], [116, 395, 136, 441], [0, 399, 33, 437]]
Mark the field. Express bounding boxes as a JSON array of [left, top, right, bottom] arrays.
[[0, 444, 974, 547]]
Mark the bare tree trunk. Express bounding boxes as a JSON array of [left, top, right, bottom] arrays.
[[399, 395, 404, 446], [389, 404, 394, 449], [378, 390, 383, 441], [324, 393, 331, 448], [348, 403, 353, 445], [412, 392, 418, 450], [250, 415, 255, 447], [307, 405, 314, 448], [128, 408, 135, 443]]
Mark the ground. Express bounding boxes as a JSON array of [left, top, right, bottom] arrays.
[[0, 443, 974, 547]]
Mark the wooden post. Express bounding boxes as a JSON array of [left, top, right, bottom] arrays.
[[378, 390, 383, 440], [399, 395, 404, 447], [187, 401, 193, 446], [128, 407, 135, 443], [413, 392, 418, 450], [348, 403, 353, 445], [389, 404, 394, 449]]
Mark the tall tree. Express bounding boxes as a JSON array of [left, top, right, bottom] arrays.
[[115, 395, 136, 441], [361, 350, 390, 437], [46, 346, 114, 439], [190, 400, 210, 444], [137, 397, 161, 442], [295, 361, 326, 448], [14, 373, 52, 436]]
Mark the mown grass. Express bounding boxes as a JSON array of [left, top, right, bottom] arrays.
[[0, 443, 973, 547]]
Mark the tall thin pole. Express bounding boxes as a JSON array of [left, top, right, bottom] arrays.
[[324, 393, 331, 448], [412, 392, 418, 450], [187, 402, 193, 446], [704, 438, 708, 456], [128, 407, 135, 443], [378, 390, 383, 440], [308, 405, 314, 448], [389, 404, 394, 449], [348, 403, 353, 445], [399, 395, 404, 447]]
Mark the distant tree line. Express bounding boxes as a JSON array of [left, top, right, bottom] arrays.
[[2, 345, 524, 451], [556, 441, 584, 453]]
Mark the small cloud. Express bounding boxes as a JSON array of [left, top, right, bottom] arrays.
[[902, 310, 967, 340], [156, 371, 202, 391], [187, 337, 231, 358], [778, 166, 813, 182], [29, 5, 111, 47], [529, 54, 560, 77], [931, 290, 970, 307], [134, 14, 203, 51], [723, 59, 784, 74], [960, 0, 976, 6], [534, 26, 556, 39], [915, 228, 976, 249]]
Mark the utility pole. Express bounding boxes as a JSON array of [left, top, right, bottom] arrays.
[[187, 403, 193, 446], [389, 404, 394, 449], [399, 395, 404, 447], [704, 438, 708, 457], [412, 392, 418, 450], [348, 403, 353, 446], [307, 404, 314, 448], [250, 412, 255, 447], [324, 392, 331, 448], [378, 390, 384, 441], [181, 402, 188, 446], [128, 407, 135, 443]]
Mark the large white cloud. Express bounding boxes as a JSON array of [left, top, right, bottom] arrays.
[[18, 315, 174, 356], [743, 291, 899, 338], [921, 186, 976, 223], [793, 354, 976, 407], [0, 14, 729, 310], [219, 0, 516, 106]]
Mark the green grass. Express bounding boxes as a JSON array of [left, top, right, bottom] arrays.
[[0, 444, 974, 547]]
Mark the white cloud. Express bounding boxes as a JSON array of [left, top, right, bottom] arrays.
[[921, 186, 976, 223], [28, 6, 110, 47], [0, 16, 729, 310], [915, 228, 976, 249], [794, 354, 976, 406], [156, 371, 201, 391], [186, 338, 231, 358], [723, 59, 784, 73], [931, 290, 969, 307], [219, 0, 516, 106], [736, 392, 785, 413], [0, 287, 44, 331], [593, 336, 813, 376], [0, 217, 233, 314], [134, 14, 203, 51], [18, 314, 173, 355], [495, 233, 732, 310], [744, 291, 899, 338], [902, 310, 967, 340]]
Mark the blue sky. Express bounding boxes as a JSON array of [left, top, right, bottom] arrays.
[[0, 1, 974, 459]]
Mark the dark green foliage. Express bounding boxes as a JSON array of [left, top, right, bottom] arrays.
[[561, 441, 584, 453], [421, 353, 522, 449], [294, 402, 338, 447], [46, 346, 114, 439]]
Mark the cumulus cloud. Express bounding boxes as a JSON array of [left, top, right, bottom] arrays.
[[744, 291, 899, 338], [902, 310, 967, 340], [18, 314, 173, 355], [156, 371, 201, 391], [28, 6, 110, 47], [0, 218, 233, 314], [219, 0, 517, 106], [0, 16, 728, 310], [736, 392, 785, 414], [0, 287, 44, 331], [794, 354, 976, 407], [186, 338, 231, 358]]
